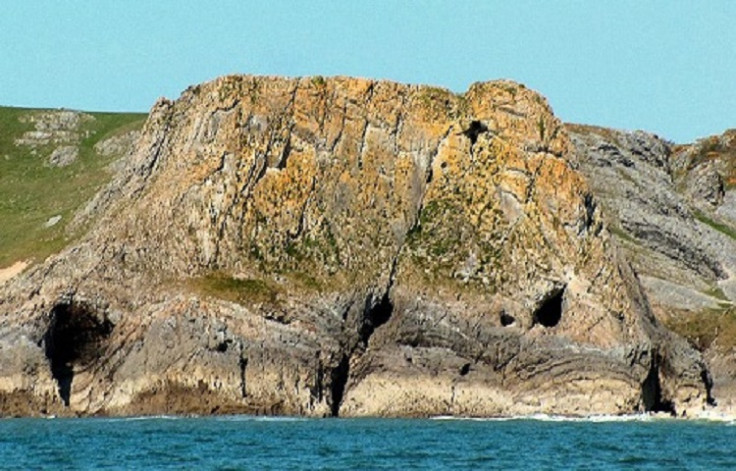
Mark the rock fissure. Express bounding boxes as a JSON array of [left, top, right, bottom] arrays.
[[238, 352, 247, 399], [328, 102, 348, 152], [275, 134, 291, 170], [357, 119, 370, 170]]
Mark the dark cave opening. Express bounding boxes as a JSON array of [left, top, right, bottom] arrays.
[[499, 311, 516, 327], [462, 120, 488, 146], [329, 354, 350, 417], [215, 340, 231, 353], [583, 193, 596, 232], [329, 290, 395, 417], [358, 291, 394, 346], [533, 287, 565, 328], [701, 369, 717, 407], [43, 301, 113, 406], [641, 353, 676, 415], [239, 356, 248, 399]]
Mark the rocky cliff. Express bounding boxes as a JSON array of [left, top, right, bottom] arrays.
[[569, 125, 736, 414], [0, 76, 713, 417]]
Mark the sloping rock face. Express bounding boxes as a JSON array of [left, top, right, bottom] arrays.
[[0, 76, 712, 417], [569, 125, 736, 412]]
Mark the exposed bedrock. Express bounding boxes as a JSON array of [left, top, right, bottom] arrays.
[[0, 76, 713, 417], [569, 125, 735, 413]]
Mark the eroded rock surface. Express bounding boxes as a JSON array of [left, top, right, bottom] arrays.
[[569, 125, 736, 413], [0, 76, 713, 417]]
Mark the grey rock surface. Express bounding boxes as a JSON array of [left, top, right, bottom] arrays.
[[47, 146, 78, 167], [569, 124, 736, 411]]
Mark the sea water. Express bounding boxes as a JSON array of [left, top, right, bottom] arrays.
[[1, 415, 735, 470]]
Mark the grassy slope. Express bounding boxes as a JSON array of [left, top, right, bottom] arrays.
[[0, 106, 146, 267], [664, 306, 736, 353]]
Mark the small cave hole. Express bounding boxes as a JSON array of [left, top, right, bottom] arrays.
[[499, 311, 516, 327], [359, 291, 394, 346], [462, 120, 488, 146], [43, 301, 113, 406], [533, 287, 565, 328]]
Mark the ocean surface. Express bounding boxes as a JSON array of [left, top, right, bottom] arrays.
[[1, 415, 735, 470]]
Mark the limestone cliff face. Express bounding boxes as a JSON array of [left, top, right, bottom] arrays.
[[0, 76, 712, 417], [569, 125, 736, 413]]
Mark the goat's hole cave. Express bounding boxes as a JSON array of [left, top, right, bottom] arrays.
[[43, 302, 113, 406], [533, 287, 565, 328]]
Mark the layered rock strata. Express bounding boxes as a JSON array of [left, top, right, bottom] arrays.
[[569, 125, 736, 413], [0, 76, 713, 417]]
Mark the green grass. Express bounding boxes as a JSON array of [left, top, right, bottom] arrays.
[[703, 285, 731, 302], [608, 225, 639, 245], [692, 209, 736, 242], [310, 75, 326, 88], [188, 273, 281, 305], [665, 306, 736, 352], [0, 106, 146, 267]]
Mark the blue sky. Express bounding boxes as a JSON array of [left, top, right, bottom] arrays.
[[2, 1, 734, 143]]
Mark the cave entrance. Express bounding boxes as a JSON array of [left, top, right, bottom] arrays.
[[358, 291, 394, 346], [43, 301, 113, 406], [641, 353, 675, 415], [330, 290, 394, 417], [329, 354, 350, 417], [533, 287, 565, 328]]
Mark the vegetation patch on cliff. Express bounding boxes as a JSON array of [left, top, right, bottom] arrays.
[[665, 306, 736, 352], [188, 273, 282, 306], [693, 210, 736, 242]]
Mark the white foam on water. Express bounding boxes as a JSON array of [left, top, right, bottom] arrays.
[[691, 410, 736, 424], [430, 412, 736, 424], [214, 415, 307, 422], [431, 413, 669, 423], [105, 415, 185, 422]]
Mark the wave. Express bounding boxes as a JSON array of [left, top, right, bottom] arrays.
[[41, 411, 736, 424], [213, 415, 308, 422], [91, 414, 309, 423], [100, 415, 187, 422], [432, 413, 665, 423], [431, 412, 736, 424]]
